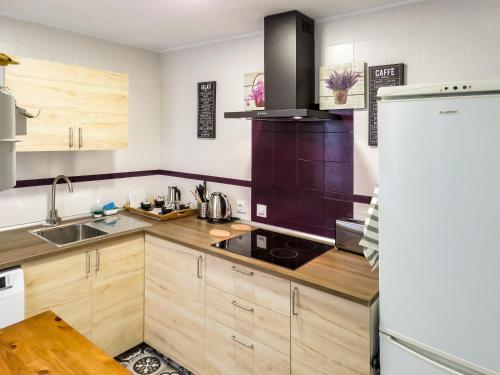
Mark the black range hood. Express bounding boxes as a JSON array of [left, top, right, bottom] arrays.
[[224, 10, 338, 121]]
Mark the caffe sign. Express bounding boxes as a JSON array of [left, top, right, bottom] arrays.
[[368, 64, 405, 146]]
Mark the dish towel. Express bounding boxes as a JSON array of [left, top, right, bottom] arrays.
[[359, 185, 379, 270]]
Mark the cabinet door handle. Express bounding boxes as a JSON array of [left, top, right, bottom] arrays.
[[197, 255, 203, 279], [69, 128, 74, 148], [86, 251, 91, 275], [231, 265, 254, 276], [232, 300, 254, 312], [78, 127, 83, 149], [231, 335, 254, 349], [95, 249, 100, 273], [292, 286, 299, 316]]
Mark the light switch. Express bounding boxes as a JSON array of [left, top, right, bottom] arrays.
[[236, 200, 246, 214], [256, 204, 267, 218]]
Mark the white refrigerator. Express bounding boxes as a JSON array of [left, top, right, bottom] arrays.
[[378, 82, 500, 375]]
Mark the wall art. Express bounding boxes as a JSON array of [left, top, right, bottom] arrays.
[[244, 72, 265, 110], [368, 63, 405, 146], [197, 81, 216, 139], [319, 62, 366, 110]]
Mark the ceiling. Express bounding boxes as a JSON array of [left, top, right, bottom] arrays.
[[0, 0, 415, 52]]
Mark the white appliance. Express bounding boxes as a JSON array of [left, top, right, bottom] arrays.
[[0, 267, 24, 328], [378, 81, 500, 375]]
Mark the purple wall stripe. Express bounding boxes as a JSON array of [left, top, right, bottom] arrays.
[[14, 169, 371, 204], [15, 170, 160, 188], [14, 169, 252, 189], [158, 170, 252, 188]]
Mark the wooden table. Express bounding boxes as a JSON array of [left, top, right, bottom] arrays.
[[0, 311, 129, 375]]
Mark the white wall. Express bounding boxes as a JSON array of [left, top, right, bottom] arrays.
[[0, 15, 162, 228], [159, 0, 500, 220], [158, 36, 262, 221], [2, 0, 500, 228]]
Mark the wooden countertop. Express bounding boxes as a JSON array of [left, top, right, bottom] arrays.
[[0, 311, 129, 375], [144, 215, 379, 306], [0, 212, 379, 306]]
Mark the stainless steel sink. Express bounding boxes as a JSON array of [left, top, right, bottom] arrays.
[[32, 223, 108, 246]]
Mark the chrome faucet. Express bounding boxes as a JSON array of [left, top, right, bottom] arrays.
[[46, 175, 73, 226]]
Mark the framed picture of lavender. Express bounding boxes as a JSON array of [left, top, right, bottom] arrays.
[[319, 62, 366, 110]]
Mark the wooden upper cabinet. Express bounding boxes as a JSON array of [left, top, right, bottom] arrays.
[[291, 282, 376, 375], [5, 56, 128, 151]]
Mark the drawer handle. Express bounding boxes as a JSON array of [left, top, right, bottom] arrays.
[[292, 286, 299, 316], [231, 335, 254, 349], [231, 265, 254, 276], [232, 300, 254, 312], [95, 249, 101, 273], [86, 251, 91, 275], [78, 127, 83, 149], [197, 256, 203, 279]]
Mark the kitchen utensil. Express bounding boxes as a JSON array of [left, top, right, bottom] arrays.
[[191, 190, 202, 203], [197, 201, 208, 219], [166, 186, 181, 204], [196, 185, 204, 201], [207, 192, 231, 224]]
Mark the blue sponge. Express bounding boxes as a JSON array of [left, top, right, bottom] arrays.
[[103, 202, 117, 210]]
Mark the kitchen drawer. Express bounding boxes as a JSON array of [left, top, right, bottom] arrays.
[[205, 316, 290, 375], [206, 255, 290, 316], [205, 285, 290, 355]]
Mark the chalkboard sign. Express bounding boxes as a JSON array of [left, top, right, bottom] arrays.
[[368, 64, 405, 146], [197, 81, 216, 139]]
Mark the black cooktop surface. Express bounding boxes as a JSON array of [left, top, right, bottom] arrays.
[[211, 229, 333, 270]]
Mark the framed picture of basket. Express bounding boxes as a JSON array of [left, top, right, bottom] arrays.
[[244, 72, 265, 110], [319, 62, 366, 110]]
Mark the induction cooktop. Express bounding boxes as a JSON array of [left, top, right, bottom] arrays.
[[211, 229, 333, 270]]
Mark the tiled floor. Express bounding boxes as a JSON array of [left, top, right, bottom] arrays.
[[115, 343, 194, 375]]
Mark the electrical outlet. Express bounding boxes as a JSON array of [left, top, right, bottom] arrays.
[[256, 204, 267, 218], [236, 199, 246, 214]]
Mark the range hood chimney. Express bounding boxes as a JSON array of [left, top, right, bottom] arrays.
[[225, 10, 338, 121]]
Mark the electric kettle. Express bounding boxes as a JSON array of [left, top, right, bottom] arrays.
[[207, 192, 231, 223]]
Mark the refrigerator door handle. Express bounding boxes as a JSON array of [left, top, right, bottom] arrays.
[[382, 332, 495, 375]]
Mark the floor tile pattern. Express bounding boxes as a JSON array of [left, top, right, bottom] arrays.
[[115, 343, 194, 375]]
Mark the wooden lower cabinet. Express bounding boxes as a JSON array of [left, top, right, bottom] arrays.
[[23, 247, 92, 338], [144, 235, 205, 375], [205, 316, 290, 375], [22, 234, 145, 356], [91, 234, 144, 356], [291, 282, 377, 375]]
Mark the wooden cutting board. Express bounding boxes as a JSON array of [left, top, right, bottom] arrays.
[[231, 223, 252, 231], [209, 229, 231, 238]]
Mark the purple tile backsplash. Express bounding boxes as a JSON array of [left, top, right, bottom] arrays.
[[251, 113, 355, 239]]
